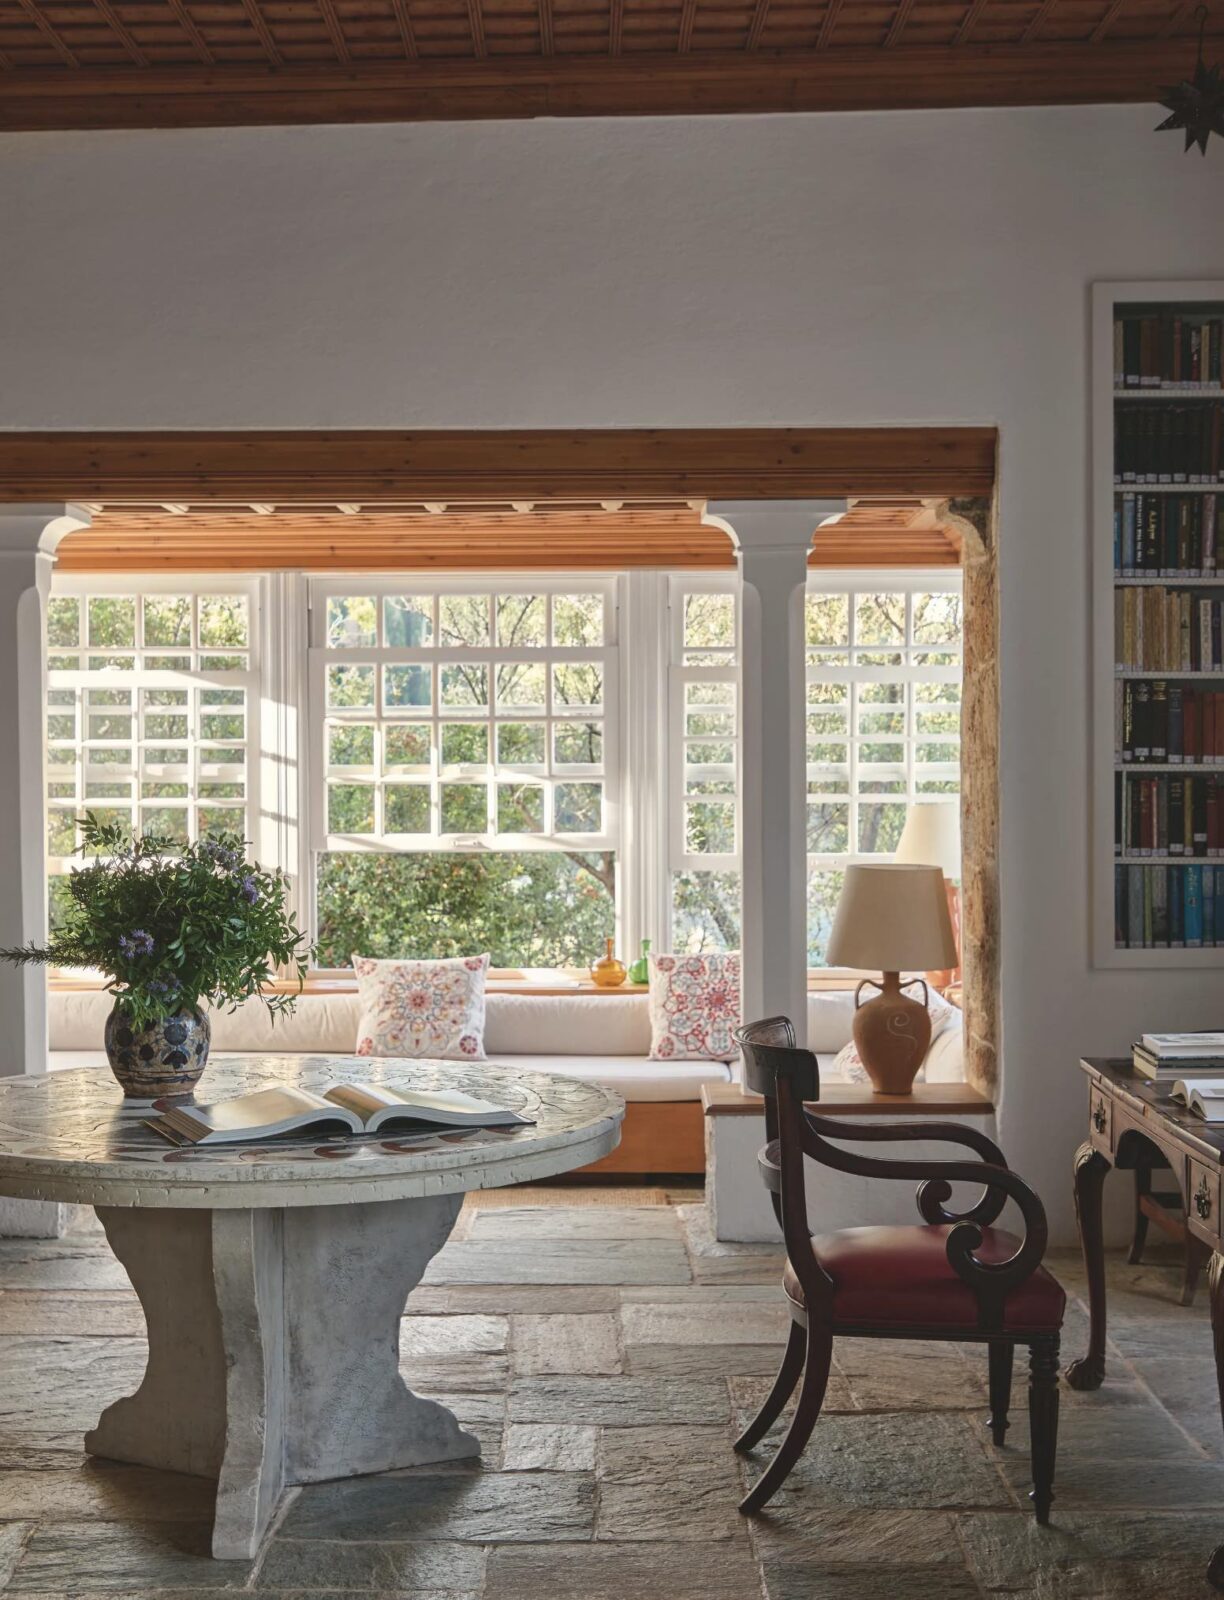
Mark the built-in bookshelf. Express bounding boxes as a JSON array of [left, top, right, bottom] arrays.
[[1095, 283, 1224, 966]]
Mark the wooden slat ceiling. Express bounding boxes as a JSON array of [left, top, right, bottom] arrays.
[[0, 0, 1216, 128], [56, 497, 962, 570]]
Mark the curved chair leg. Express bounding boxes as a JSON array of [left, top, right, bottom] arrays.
[[735, 1317, 806, 1454], [1028, 1333, 1060, 1526], [739, 1327, 832, 1516], [987, 1338, 1014, 1447]]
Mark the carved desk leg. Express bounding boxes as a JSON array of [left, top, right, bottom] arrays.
[[1207, 1253, 1224, 1591], [1065, 1140, 1112, 1391]]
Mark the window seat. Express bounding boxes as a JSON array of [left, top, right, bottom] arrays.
[[46, 986, 966, 1177]]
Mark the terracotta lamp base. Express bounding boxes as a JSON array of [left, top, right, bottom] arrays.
[[852, 972, 932, 1096]]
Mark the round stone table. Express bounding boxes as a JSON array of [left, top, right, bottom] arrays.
[[0, 1055, 623, 1558]]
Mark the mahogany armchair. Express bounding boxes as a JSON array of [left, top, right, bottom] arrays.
[[734, 1016, 1065, 1521]]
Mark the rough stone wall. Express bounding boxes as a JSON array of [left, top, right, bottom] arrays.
[[940, 495, 999, 1099]]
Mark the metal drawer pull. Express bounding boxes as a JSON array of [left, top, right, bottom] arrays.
[[1196, 1176, 1214, 1221], [1092, 1102, 1107, 1134]]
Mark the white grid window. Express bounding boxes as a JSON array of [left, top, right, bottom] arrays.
[[45, 579, 260, 908], [308, 580, 619, 852], [666, 571, 962, 964], [667, 578, 741, 953], [806, 572, 963, 962]]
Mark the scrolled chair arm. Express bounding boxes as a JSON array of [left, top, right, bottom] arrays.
[[803, 1110, 1010, 1228], [797, 1112, 1050, 1325]]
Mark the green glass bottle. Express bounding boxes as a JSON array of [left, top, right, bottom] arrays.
[[628, 937, 652, 987]]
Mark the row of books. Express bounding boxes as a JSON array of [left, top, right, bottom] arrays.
[[1115, 312, 1224, 389], [1114, 586, 1224, 672], [1115, 404, 1224, 484], [1115, 863, 1224, 948], [1115, 772, 1224, 857], [1116, 681, 1224, 763], [1132, 1034, 1224, 1095], [1114, 492, 1221, 575]]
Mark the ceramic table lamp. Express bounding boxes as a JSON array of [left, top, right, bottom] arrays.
[[894, 801, 962, 989], [826, 863, 958, 1096]]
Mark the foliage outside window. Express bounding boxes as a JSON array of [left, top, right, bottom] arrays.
[[311, 584, 617, 967], [46, 586, 256, 931]]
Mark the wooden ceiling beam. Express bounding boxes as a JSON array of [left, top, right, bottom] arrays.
[[12, 0, 78, 69], [0, 427, 997, 502], [162, 0, 215, 64], [0, 43, 1204, 131], [88, 0, 147, 66]]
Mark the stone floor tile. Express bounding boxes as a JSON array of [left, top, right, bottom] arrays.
[[0, 1246, 129, 1292], [468, 1208, 679, 1240], [500, 1424, 597, 1471], [762, 1563, 982, 1599], [995, 1451, 1224, 1509], [958, 1507, 1224, 1589], [0, 1464, 215, 1522], [408, 1285, 620, 1315], [729, 1370, 858, 1418], [424, 1240, 690, 1286], [400, 1315, 508, 1357], [595, 1426, 746, 1542], [625, 1342, 790, 1377], [750, 1505, 963, 1566], [400, 1354, 509, 1395], [253, 1537, 487, 1590], [618, 1284, 781, 1304], [484, 1540, 763, 1599], [508, 1375, 728, 1426], [0, 1522, 31, 1588], [741, 1411, 1014, 1510], [509, 1313, 621, 1375], [993, 1384, 1207, 1460], [0, 1339, 147, 1450], [278, 1470, 594, 1543], [620, 1299, 789, 1347], [6, 1523, 252, 1591], [843, 1349, 987, 1413], [0, 1292, 143, 1338]]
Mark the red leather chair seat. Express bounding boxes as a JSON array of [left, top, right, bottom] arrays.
[[783, 1224, 1065, 1334]]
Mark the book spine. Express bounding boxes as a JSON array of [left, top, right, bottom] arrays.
[[1187, 865, 1204, 946]]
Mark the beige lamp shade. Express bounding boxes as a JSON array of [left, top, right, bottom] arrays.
[[894, 801, 961, 881], [826, 863, 958, 973]]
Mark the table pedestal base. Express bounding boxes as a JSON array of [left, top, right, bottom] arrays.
[[84, 1193, 478, 1558]]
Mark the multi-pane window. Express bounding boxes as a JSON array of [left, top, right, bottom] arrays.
[[806, 577, 963, 963], [309, 581, 618, 968], [668, 581, 741, 953], [45, 581, 258, 924], [666, 573, 962, 965]]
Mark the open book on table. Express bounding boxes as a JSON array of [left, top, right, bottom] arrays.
[[145, 1081, 534, 1147], [1169, 1078, 1224, 1124]]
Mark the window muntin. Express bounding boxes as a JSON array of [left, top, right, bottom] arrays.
[[668, 579, 740, 953], [310, 582, 617, 851], [46, 583, 258, 898], [806, 577, 963, 964], [666, 572, 963, 965]]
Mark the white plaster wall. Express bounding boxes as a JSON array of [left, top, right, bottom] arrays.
[[3, 107, 1223, 1240]]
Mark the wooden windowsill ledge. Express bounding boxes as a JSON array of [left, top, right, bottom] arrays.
[[702, 1081, 993, 1118]]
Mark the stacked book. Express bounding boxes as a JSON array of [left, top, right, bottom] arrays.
[[1133, 1031, 1224, 1080]]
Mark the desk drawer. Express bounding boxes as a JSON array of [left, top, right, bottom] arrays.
[[1189, 1158, 1221, 1243], [1089, 1087, 1113, 1151]]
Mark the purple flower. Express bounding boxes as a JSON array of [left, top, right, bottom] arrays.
[[118, 929, 154, 959], [240, 875, 259, 905]]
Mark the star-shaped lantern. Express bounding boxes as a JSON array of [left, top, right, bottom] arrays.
[[1157, 7, 1224, 155]]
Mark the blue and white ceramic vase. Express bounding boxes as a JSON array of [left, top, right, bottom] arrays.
[[103, 1002, 211, 1099]]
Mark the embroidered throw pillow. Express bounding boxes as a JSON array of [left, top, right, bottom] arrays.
[[352, 953, 490, 1061], [829, 985, 956, 1085], [648, 952, 741, 1062]]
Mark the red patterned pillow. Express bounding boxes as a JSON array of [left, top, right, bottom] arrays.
[[648, 952, 741, 1062], [352, 953, 490, 1061]]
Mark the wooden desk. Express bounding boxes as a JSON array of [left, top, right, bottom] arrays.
[[1071, 1057, 1224, 1588]]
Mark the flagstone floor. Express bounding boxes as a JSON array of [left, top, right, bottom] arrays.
[[0, 1191, 1222, 1597]]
